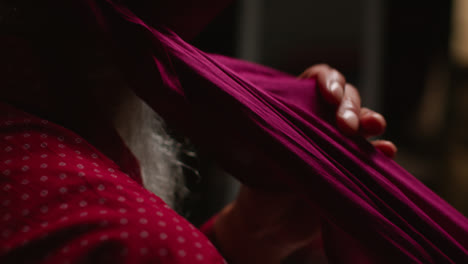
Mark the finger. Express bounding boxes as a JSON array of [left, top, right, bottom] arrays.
[[299, 64, 345, 105], [298, 64, 330, 79], [336, 84, 361, 134], [359, 107, 387, 138], [371, 140, 397, 159]]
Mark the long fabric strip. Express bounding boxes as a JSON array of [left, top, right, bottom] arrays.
[[88, 0, 468, 263]]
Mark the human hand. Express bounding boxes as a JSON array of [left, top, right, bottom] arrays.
[[213, 186, 321, 264], [213, 65, 397, 264], [299, 64, 397, 158]]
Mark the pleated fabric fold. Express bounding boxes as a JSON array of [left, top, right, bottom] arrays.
[[88, 1, 468, 262]]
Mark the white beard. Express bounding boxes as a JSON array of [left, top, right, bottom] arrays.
[[111, 88, 187, 209]]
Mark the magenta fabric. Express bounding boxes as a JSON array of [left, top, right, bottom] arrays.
[[1, 0, 467, 263], [91, 0, 468, 263]]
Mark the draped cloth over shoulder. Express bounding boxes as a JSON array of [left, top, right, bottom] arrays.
[[86, 0, 468, 263]]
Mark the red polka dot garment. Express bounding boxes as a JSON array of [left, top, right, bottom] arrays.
[[0, 103, 226, 264]]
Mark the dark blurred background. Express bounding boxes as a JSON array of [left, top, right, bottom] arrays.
[[183, 0, 468, 225]]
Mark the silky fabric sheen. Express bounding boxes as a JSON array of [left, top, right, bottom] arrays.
[[2, 0, 468, 263], [94, 0, 468, 263]]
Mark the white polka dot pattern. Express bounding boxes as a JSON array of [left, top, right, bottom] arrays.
[[0, 103, 225, 263]]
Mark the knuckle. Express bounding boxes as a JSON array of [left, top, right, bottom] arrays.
[[330, 69, 344, 80], [314, 63, 330, 69], [308, 64, 331, 75], [345, 83, 357, 91]]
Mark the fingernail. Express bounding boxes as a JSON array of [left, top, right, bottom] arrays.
[[329, 81, 344, 103], [342, 110, 359, 132]]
